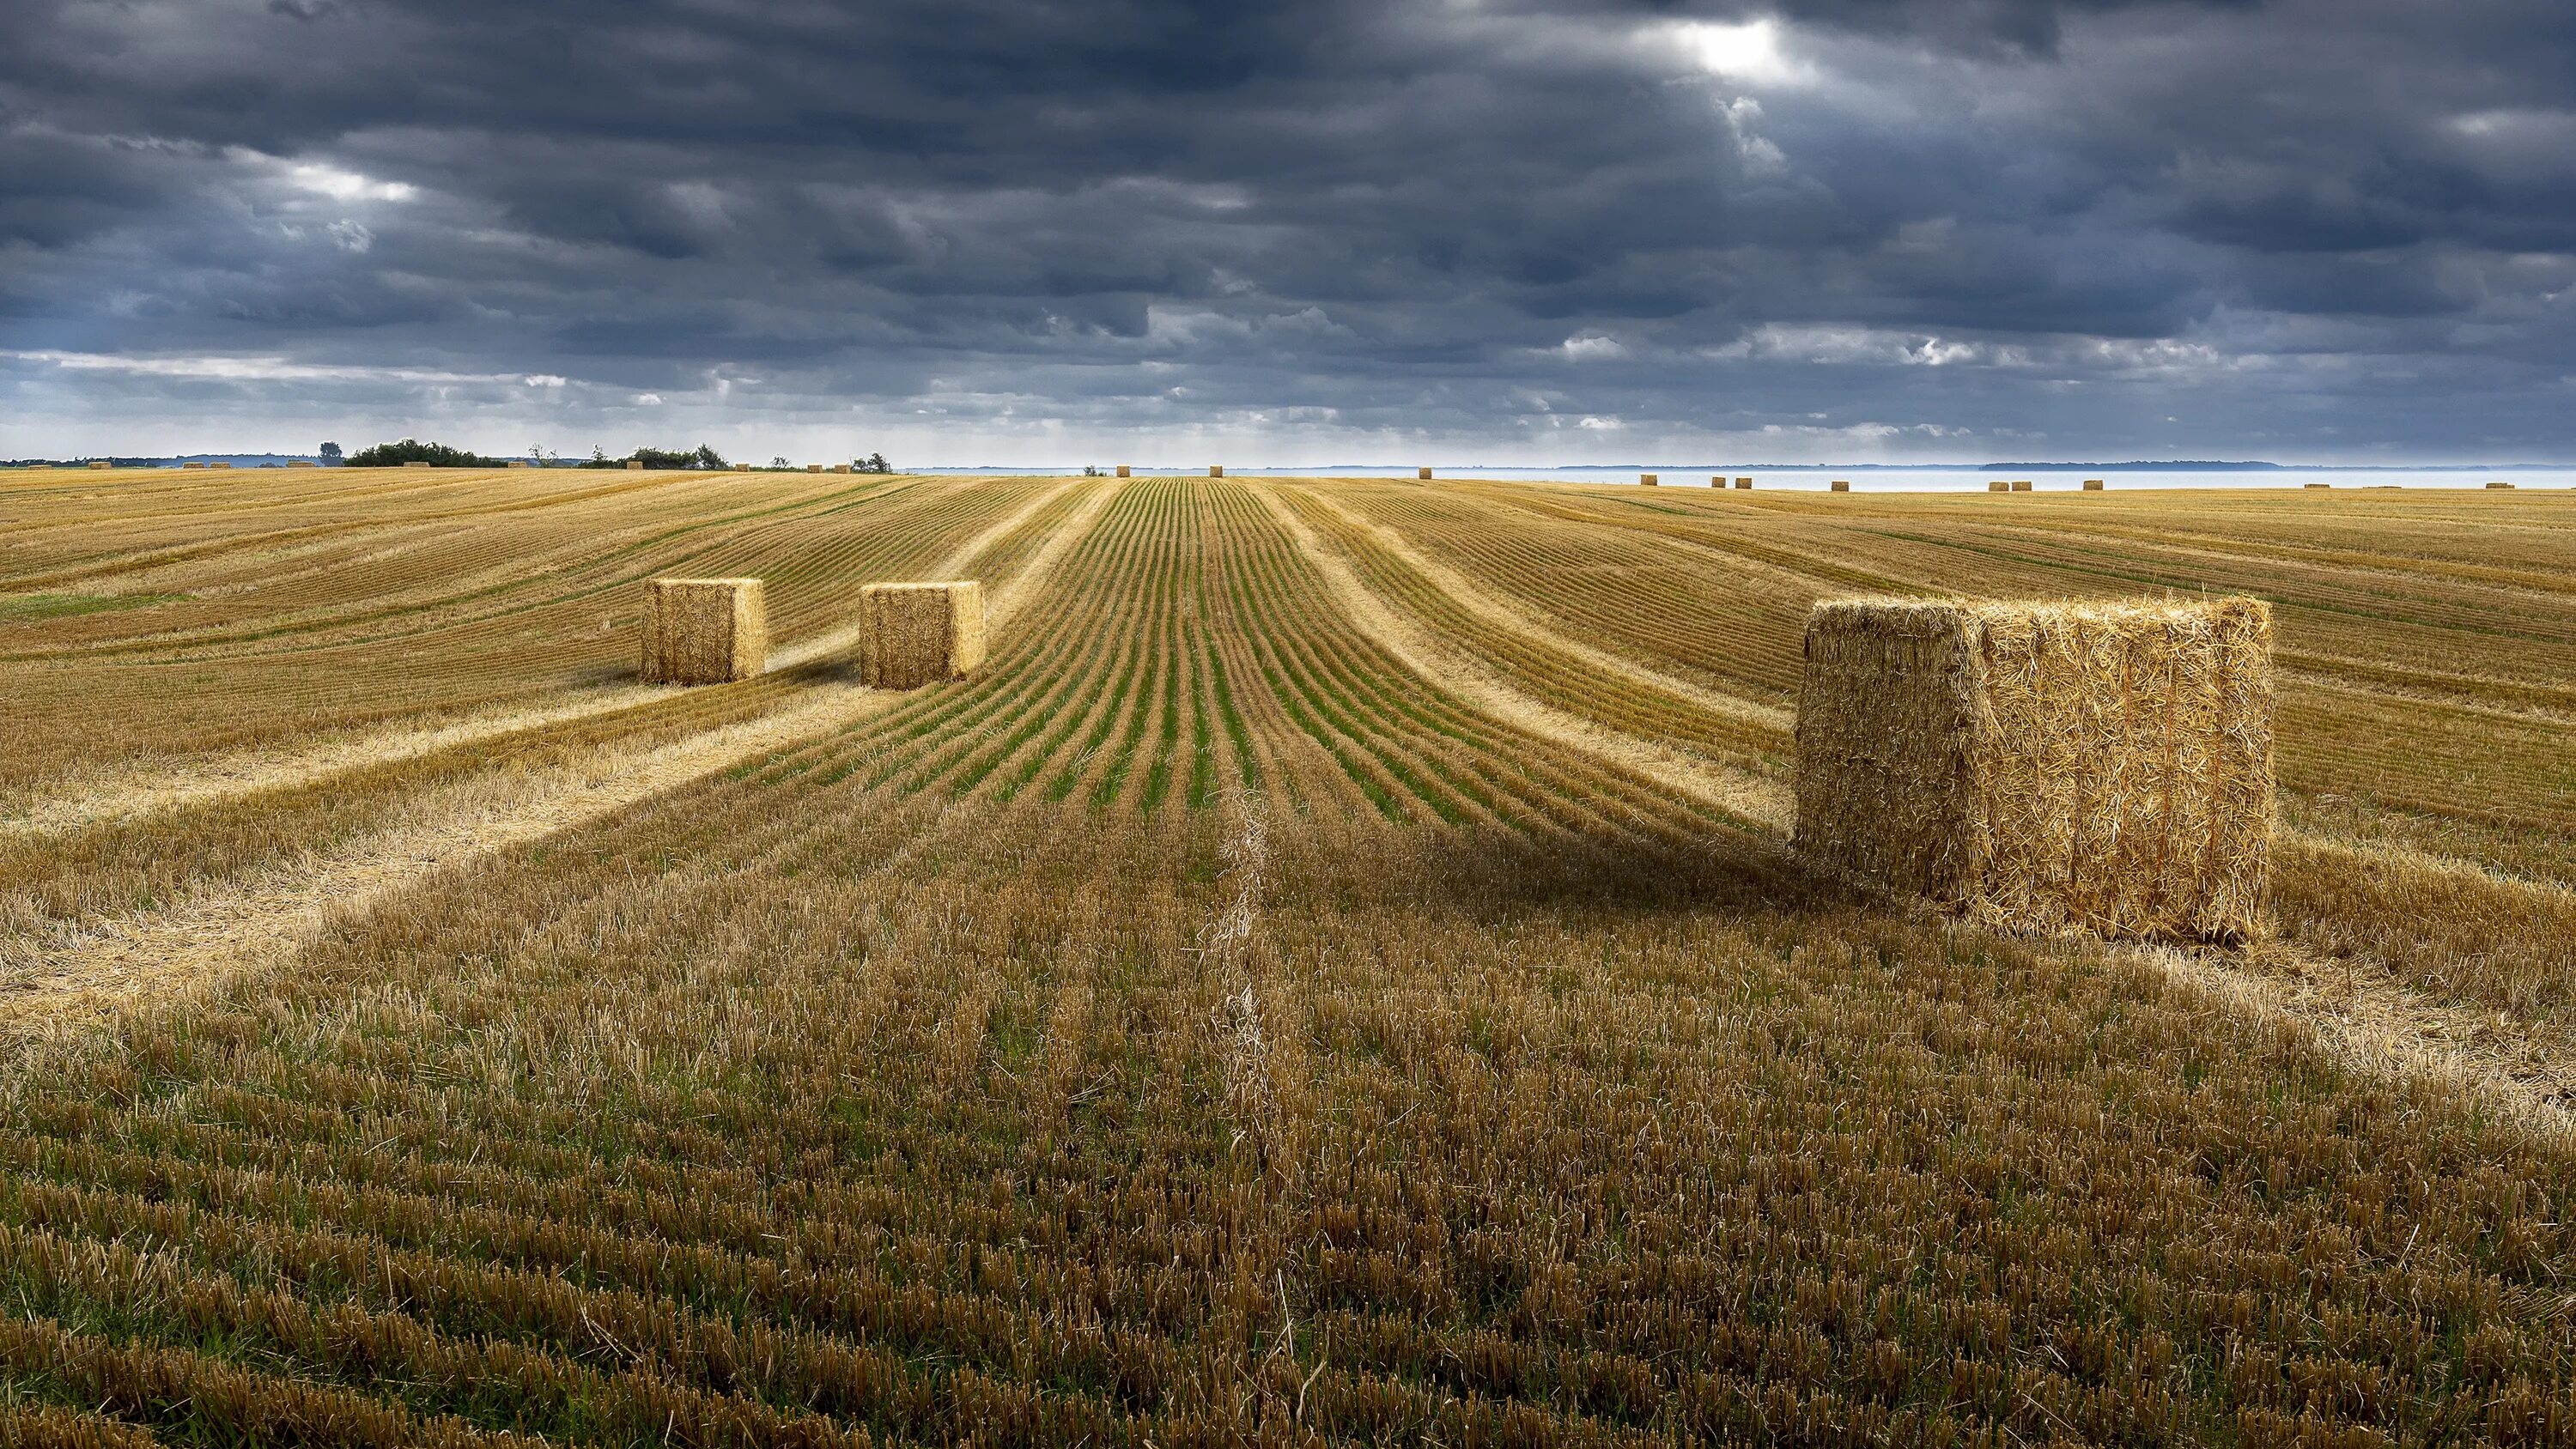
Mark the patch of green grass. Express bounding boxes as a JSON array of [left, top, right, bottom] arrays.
[[0, 591, 191, 622]]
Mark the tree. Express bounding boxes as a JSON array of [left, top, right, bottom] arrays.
[[319, 441, 343, 464], [343, 439, 500, 467], [860, 452, 890, 474]]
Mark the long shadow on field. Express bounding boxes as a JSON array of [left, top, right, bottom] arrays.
[[1365, 817, 1866, 928]]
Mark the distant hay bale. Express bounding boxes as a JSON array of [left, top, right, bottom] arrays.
[[2083, 479, 2105, 490], [506, 460, 530, 469], [211, 462, 232, 470], [1116, 464, 1132, 478], [734, 463, 751, 471], [859, 581, 987, 688], [181, 462, 205, 470], [808, 464, 823, 473], [2487, 480, 2517, 489], [2304, 482, 2330, 489], [1736, 477, 1753, 488], [625, 460, 643, 470], [2011, 480, 2032, 491], [1795, 596, 2273, 943], [641, 578, 768, 686], [1209, 466, 1224, 477], [1988, 481, 2010, 492], [87, 461, 110, 470], [1418, 466, 1433, 480], [833, 464, 852, 473], [1831, 480, 1850, 492], [1710, 476, 1724, 487], [1640, 473, 1658, 486]]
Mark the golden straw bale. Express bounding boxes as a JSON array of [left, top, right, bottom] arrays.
[[1795, 596, 2274, 943], [1209, 466, 1224, 477], [1116, 464, 1132, 477], [1735, 477, 1752, 488], [2011, 480, 2032, 491], [734, 463, 751, 471], [1418, 466, 1433, 479], [808, 464, 823, 473], [1639, 473, 1658, 486], [506, 460, 530, 469], [182, 462, 205, 470], [641, 578, 768, 685], [625, 460, 643, 470], [833, 464, 852, 473], [1988, 481, 2009, 492], [2083, 479, 2105, 490], [859, 580, 987, 688], [87, 461, 110, 470], [1710, 476, 1724, 487], [1831, 480, 1850, 492], [2487, 480, 2516, 489], [212, 462, 232, 470], [2304, 482, 2330, 489]]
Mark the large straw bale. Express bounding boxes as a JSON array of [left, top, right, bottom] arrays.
[[1988, 481, 2009, 492], [1640, 473, 1658, 486], [859, 580, 987, 688], [182, 462, 205, 470], [88, 461, 110, 470], [2487, 480, 2516, 489], [1209, 466, 1224, 477], [1795, 596, 2273, 943], [641, 578, 768, 685], [1735, 477, 1753, 488], [1831, 480, 1850, 492], [1418, 466, 1433, 480], [2083, 479, 2105, 490], [1116, 464, 1132, 477], [625, 460, 643, 470], [2011, 480, 2032, 491]]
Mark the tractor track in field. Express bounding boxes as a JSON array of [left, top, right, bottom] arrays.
[[0, 683, 902, 1034], [1281, 482, 1795, 734], [0, 477, 1120, 1034], [0, 476, 1097, 845], [1254, 482, 1795, 830], [1267, 481, 2576, 1137]]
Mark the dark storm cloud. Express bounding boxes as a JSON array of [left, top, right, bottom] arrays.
[[3, 0, 2573, 460]]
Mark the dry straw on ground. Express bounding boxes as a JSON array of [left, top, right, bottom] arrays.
[[1795, 596, 2275, 943], [640, 578, 769, 685], [859, 580, 987, 688]]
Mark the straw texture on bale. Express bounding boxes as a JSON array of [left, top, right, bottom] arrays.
[[1209, 466, 1224, 477], [2487, 480, 2516, 489], [734, 464, 752, 471], [625, 460, 643, 470], [1988, 481, 2010, 492], [1794, 596, 2274, 943], [1735, 477, 1752, 488], [212, 462, 231, 470], [1830, 480, 1850, 492], [2011, 480, 2032, 491], [2083, 479, 2105, 490], [182, 462, 204, 470], [1116, 465, 1131, 477], [1639, 474, 1658, 486], [833, 464, 852, 473], [859, 580, 987, 688], [640, 578, 769, 686], [1419, 467, 1433, 479]]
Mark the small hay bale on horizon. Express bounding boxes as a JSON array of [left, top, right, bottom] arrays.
[[1418, 466, 1433, 480], [641, 578, 768, 686], [1209, 465, 1224, 477], [2011, 480, 2033, 491], [2305, 482, 2331, 489], [1640, 473, 1658, 486], [1735, 476, 1753, 488], [625, 460, 643, 470], [860, 580, 987, 688], [1988, 481, 2009, 492], [2083, 479, 2105, 490], [1116, 464, 1132, 477], [87, 461, 110, 470], [2488, 480, 2517, 489], [1794, 595, 2273, 943], [1831, 480, 1850, 492]]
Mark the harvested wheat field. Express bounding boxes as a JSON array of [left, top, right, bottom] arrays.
[[0, 465, 2573, 1444]]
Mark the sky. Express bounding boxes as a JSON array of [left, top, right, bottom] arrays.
[[3, 0, 2573, 465]]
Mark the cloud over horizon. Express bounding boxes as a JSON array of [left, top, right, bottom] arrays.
[[3, 0, 2573, 463]]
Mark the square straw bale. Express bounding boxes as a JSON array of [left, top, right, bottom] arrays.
[[1116, 464, 1132, 477], [1640, 473, 1659, 486], [2083, 479, 2105, 490], [625, 460, 643, 470], [2487, 480, 2516, 489], [859, 580, 987, 688], [1831, 480, 1850, 492], [1209, 465, 1224, 477], [88, 461, 110, 470], [2011, 480, 2032, 491], [1735, 477, 1753, 488], [1988, 481, 2010, 492], [1794, 596, 2273, 943], [1419, 466, 1433, 479], [2304, 482, 2330, 489], [641, 578, 769, 685]]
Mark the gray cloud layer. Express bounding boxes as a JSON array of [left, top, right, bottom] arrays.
[[3, 0, 2573, 461]]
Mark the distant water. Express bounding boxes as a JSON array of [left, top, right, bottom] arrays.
[[922, 465, 2576, 492]]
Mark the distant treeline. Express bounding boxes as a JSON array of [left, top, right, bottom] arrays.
[[344, 440, 892, 471]]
